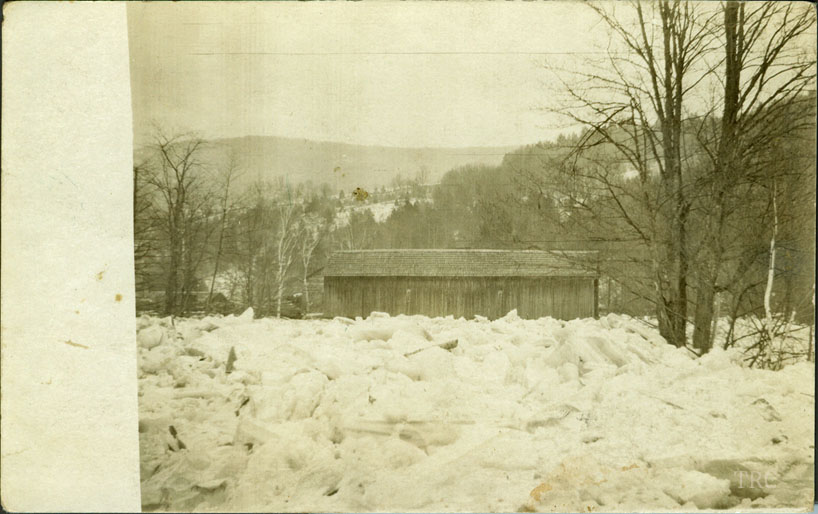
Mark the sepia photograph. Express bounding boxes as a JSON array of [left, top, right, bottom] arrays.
[[127, 1, 816, 512]]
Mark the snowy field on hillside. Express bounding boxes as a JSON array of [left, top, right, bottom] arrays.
[[334, 201, 400, 225], [136, 311, 814, 512]]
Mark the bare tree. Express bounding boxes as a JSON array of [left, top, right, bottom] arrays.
[[688, 2, 815, 352], [141, 130, 215, 315], [133, 160, 162, 298], [334, 209, 379, 251], [763, 178, 779, 330], [236, 183, 268, 310], [270, 195, 302, 318], [205, 150, 242, 312], [298, 213, 326, 314], [551, 0, 715, 347], [550, 1, 814, 351]]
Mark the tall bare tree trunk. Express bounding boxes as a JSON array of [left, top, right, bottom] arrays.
[[693, 280, 717, 352], [657, 56, 689, 348], [206, 168, 234, 312], [763, 179, 778, 329], [692, 3, 741, 353], [165, 234, 179, 315], [303, 275, 311, 314], [275, 258, 287, 318]]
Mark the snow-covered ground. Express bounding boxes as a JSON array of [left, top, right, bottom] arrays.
[[333, 201, 400, 226], [136, 311, 814, 512]]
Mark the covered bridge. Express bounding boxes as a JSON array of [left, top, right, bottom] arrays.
[[324, 249, 599, 320]]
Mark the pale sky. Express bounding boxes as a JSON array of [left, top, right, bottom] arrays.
[[127, 2, 605, 148]]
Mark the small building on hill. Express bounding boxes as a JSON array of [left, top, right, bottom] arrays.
[[324, 249, 599, 320]]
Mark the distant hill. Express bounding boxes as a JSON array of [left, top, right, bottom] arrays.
[[136, 135, 515, 194]]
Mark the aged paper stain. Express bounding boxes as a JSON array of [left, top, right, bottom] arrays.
[[529, 482, 552, 502], [352, 187, 369, 202], [64, 339, 89, 350], [115, 293, 123, 302]]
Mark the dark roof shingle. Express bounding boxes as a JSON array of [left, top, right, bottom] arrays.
[[324, 249, 598, 277]]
